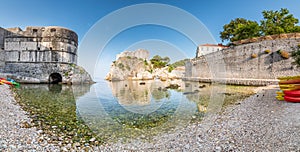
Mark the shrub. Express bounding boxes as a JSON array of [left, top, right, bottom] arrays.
[[144, 59, 148, 66], [280, 50, 289, 59], [292, 46, 300, 66], [126, 65, 130, 71], [277, 49, 282, 54], [64, 72, 69, 77], [264, 49, 271, 54], [117, 63, 125, 70], [298, 44, 300, 48], [168, 65, 174, 73], [251, 53, 257, 58]]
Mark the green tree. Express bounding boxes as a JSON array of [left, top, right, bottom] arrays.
[[170, 59, 189, 68], [220, 18, 261, 42], [150, 55, 169, 68], [261, 8, 300, 35]]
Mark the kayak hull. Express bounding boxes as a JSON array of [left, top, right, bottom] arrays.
[[284, 96, 300, 103], [283, 90, 300, 97]]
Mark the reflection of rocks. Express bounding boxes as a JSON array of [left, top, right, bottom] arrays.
[[166, 84, 180, 89], [109, 80, 172, 106], [110, 81, 151, 105], [183, 81, 211, 103], [48, 84, 62, 93]]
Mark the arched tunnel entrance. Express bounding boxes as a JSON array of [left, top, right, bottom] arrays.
[[49, 73, 62, 84]]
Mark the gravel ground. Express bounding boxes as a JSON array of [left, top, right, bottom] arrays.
[[0, 85, 60, 151], [1, 84, 300, 151], [98, 86, 300, 151]]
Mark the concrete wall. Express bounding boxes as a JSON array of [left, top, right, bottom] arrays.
[[185, 36, 300, 82]]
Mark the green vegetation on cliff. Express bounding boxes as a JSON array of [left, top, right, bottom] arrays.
[[292, 45, 300, 66], [150, 55, 170, 68], [220, 8, 300, 42]]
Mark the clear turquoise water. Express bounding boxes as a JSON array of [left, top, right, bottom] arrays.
[[17, 80, 231, 143]]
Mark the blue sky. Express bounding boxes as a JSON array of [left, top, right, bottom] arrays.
[[1, 0, 300, 80]]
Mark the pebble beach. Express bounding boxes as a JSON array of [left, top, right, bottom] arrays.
[[1, 84, 299, 151]]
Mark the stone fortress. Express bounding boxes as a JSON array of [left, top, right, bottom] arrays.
[[184, 33, 300, 85], [0, 26, 93, 84]]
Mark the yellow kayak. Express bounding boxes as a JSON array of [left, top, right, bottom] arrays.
[[276, 91, 284, 96], [278, 75, 300, 80], [279, 84, 300, 90], [276, 96, 285, 101]]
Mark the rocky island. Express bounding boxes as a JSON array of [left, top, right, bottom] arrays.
[[105, 49, 185, 81]]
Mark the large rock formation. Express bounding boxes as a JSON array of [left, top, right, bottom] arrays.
[[105, 49, 185, 81]]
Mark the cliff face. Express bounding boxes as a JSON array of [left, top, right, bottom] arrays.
[[105, 55, 152, 81], [116, 49, 149, 61], [105, 49, 185, 81]]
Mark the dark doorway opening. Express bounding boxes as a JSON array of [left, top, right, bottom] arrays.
[[49, 73, 62, 84]]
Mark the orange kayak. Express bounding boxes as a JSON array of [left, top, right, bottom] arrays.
[[279, 78, 300, 84]]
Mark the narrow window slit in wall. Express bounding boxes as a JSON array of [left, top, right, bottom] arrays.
[[18, 51, 20, 61]]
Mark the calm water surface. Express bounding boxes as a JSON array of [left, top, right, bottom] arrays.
[[17, 80, 253, 143]]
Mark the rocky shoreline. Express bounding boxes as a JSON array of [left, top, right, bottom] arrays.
[[1, 84, 299, 151], [0, 85, 60, 151]]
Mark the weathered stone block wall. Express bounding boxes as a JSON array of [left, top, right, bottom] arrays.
[[116, 49, 149, 60], [0, 27, 7, 69], [185, 37, 300, 80], [4, 63, 92, 84], [4, 26, 77, 64], [0, 48, 4, 69], [0, 26, 92, 84]]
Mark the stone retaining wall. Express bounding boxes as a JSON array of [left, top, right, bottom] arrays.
[[185, 35, 300, 85], [2, 63, 92, 84]]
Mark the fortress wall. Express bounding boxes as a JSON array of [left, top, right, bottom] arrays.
[[116, 49, 150, 60], [3, 27, 77, 64], [185, 36, 300, 83], [4, 62, 92, 84], [0, 26, 92, 84], [0, 28, 8, 69]]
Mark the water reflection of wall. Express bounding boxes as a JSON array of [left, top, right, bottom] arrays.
[[18, 84, 91, 118], [19, 84, 91, 97], [183, 81, 211, 112], [109, 80, 171, 106]]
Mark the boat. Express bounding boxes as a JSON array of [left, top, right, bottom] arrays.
[[0, 78, 20, 87], [283, 90, 300, 97], [279, 78, 300, 84], [284, 96, 300, 103]]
